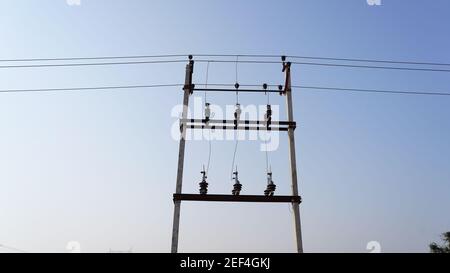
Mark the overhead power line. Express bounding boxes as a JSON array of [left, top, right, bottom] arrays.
[[0, 54, 449, 73], [0, 84, 183, 93], [292, 85, 450, 96], [287, 55, 450, 67], [0, 54, 187, 63], [5, 53, 443, 67], [193, 54, 450, 67], [194, 60, 450, 73], [3, 58, 449, 73], [196, 83, 450, 96], [290, 61, 450, 73], [0, 59, 186, 69], [0, 83, 449, 97]]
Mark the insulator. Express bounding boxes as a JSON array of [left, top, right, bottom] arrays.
[[264, 105, 272, 125], [199, 169, 208, 195], [199, 180, 208, 195], [235, 83, 240, 89], [204, 103, 211, 122], [188, 55, 193, 60], [263, 83, 268, 90], [234, 103, 242, 126], [264, 172, 276, 196], [278, 85, 284, 96], [264, 183, 276, 196], [267, 105, 272, 117], [232, 182, 242, 196], [281, 56, 286, 62], [232, 170, 242, 195]]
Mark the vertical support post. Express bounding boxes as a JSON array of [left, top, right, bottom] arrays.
[[171, 58, 194, 253], [283, 61, 304, 253]]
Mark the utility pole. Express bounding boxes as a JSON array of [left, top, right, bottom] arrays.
[[171, 56, 194, 253], [283, 60, 304, 253], [170, 56, 303, 253]]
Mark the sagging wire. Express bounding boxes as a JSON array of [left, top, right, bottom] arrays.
[[263, 94, 276, 196], [230, 134, 239, 180], [235, 55, 240, 104], [230, 56, 241, 181], [204, 61, 212, 176], [263, 83, 270, 175]]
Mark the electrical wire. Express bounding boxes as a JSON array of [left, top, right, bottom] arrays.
[[204, 61, 212, 176], [1, 56, 450, 73], [0, 84, 184, 93], [235, 56, 240, 104], [204, 61, 210, 102], [292, 85, 450, 96], [264, 133, 270, 174], [0, 54, 187, 62], [193, 83, 450, 96], [2, 53, 450, 67], [0, 59, 187, 69], [1, 83, 450, 97], [290, 61, 450, 73], [264, 91, 270, 174], [194, 59, 450, 73], [193, 54, 450, 67], [230, 139, 239, 180]]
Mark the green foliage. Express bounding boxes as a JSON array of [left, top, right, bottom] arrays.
[[429, 232, 450, 253]]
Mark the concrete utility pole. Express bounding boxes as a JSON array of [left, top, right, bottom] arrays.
[[283, 61, 303, 253], [171, 58, 194, 253]]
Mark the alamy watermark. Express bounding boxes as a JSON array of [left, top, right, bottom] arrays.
[[366, 241, 382, 253], [66, 0, 81, 6], [170, 97, 280, 151], [367, 0, 382, 6]]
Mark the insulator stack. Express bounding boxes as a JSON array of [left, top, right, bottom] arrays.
[[231, 170, 242, 195], [204, 103, 211, 123], [199, 169, 208, 195], [264, 172, 276, 196]]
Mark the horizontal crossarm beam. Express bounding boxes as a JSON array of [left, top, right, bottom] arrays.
[[186, 124, 288, 131], [173, 194, 301, 203], [180, 119, 296, 131], [192, 88, 283, 94], [181, 118, 296, 127]]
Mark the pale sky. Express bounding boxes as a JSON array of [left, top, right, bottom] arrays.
[[0, 0, 449, 253]]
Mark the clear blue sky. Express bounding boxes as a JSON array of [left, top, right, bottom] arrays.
[[0, 0, 449, 253]]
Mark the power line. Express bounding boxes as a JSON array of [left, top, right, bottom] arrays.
[[292, 85, 450, 96], [290, 61, 450, 73], [0, 59, 186, 69], [287, 55, 450, 67], [1, 54, 450, 73], [0, 84, 183, 93], [195, 83, 450, 96], [194, 60, 450, 73], [0, 54, 187, 62], [193, 54, 450, 67], [1, 83, 449, 97], [2, 53, 450, 67]]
